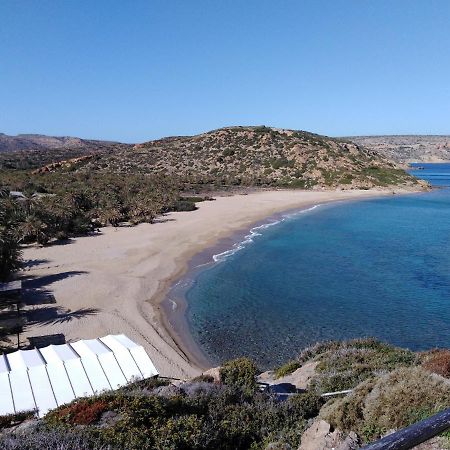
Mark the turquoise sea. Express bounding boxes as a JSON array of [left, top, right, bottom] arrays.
[[183, 164, 450, 369]]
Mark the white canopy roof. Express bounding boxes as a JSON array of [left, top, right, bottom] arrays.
[[0, 334, 159, 417]]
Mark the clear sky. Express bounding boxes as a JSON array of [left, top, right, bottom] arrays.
[[1, 0, 449, 142]]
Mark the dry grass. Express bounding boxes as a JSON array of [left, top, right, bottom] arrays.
[[422, 349, 450, 378], [322, 366, 450, 443], [297, 338, 419, 394]]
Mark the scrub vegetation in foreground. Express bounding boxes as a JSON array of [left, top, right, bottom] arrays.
[[1, 338, 450, 449]]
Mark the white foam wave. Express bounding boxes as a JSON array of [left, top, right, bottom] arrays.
[[212, 204, 322, 263], [168, 299, 178, 311]]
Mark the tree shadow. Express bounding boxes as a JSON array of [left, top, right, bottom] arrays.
[[48, 238, 76, 246], [23, 271, 88, 290], [153, 216, 176, 223], [1, 270, 96, 350], [25, 306, 99, 326], [20, 271, 87, 306], [22, 259, 50, 269]]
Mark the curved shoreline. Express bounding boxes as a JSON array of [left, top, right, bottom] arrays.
[[160, 202, 332, 370], [19, 188, 419, 378]]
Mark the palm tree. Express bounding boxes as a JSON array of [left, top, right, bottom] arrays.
[[0, 191, 22, 280], [16, 214, 50, 245], [98, 207, 122, 227], [0, 231, 22, 281], [129, 195, 158, 224]]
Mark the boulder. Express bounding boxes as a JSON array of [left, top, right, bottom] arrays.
[[299, 419, 360, 450]]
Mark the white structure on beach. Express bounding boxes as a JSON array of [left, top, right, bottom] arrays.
[[0, 334, 158, 417]]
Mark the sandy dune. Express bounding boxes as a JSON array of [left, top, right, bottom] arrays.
[[20, 189, 405, 378]]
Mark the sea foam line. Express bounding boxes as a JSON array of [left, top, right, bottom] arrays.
[[212, 204, 321, 263]]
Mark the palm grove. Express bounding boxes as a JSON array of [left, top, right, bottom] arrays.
[[0, 170, 197, 281]]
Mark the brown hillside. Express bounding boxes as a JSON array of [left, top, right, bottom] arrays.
[[78, 126, 420, 189]]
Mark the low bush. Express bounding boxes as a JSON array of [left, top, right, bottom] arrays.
[[27, 373, 324, 449], [45, 398, 112, 426], [0, 426, 109, 450], [422, 349, 450, 378], [299, 338, 418, 393], [275, 360, 301, 379], [323, 366, 450, 443], [172, 200, 198, 212], [191, 374, 215, 383], [0, 411, 35, 430], [220, 357, 258, 396]]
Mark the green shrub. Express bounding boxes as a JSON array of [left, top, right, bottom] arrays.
[[191, 374, 215, 383], [153, 415, 205, 449], [323, 367, 450, 443], [0, 410, 35, 430], [287, 391, 324, 420], [172, 200, 197, 211], [220, 357, 258, 396], [275, 360, 301, 379], [300, 338, 418, 394], [222, 148, 235, 157]]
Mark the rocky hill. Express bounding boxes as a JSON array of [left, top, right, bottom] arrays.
[[0, 133, 131, 170], [0, 133, 128, 153], [77, 126, 419, 190], [348, 135, 450, 165]]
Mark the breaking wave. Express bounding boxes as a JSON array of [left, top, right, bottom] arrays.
[[212, 204, 321, 262]]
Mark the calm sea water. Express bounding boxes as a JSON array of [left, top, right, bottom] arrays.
[[185, 164, 450, 368]]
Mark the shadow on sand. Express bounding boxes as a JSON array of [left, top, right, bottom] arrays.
[[25, 306, 99, 326]]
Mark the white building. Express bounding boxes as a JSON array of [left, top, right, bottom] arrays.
[[0, 334, 159, 417]]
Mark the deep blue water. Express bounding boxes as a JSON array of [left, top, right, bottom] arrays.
[[185, 164, 450, 369], [408, 162, 450, 187]]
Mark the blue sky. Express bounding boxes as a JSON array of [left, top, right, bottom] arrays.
[[1, 0, 449, 142]]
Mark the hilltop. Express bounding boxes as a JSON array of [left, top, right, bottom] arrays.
[[0, 133, 131, 170], [0, 133, 129, 153], [76, 126, 419, 190], [348, 135, 450, 165], [0, 126, 424, 253], [0, 127, 422, 190]]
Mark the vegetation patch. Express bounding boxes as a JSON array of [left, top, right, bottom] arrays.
[[0, 411, 35, 430], [1, 342, 449, 449], [275, 360, 301, 379], [421, 349, 450, 378], [36, 375, 319, 449], [46, 398, 112, 426], [219, 357, 258, 396], [297, 338, 419, 393], [322, 366, 450, 443]]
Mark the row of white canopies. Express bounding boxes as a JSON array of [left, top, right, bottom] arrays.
[[0, 334, 159, 417]]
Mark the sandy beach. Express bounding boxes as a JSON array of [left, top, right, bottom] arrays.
[[19, 188, 410, 379]]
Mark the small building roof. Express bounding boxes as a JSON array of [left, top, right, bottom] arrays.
[[0, 334, 158, 417]]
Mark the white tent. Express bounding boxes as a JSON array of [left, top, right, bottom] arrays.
[[0, 335, 158, 417]]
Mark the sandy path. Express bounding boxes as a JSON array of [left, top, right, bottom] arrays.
[[19, 189, 405, 378]]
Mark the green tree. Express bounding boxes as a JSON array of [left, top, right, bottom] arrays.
[[0, 192, 22, 280]]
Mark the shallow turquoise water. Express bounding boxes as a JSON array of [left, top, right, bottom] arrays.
[[185, 164, 450, 368]]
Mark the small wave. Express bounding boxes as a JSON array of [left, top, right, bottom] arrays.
[[212, 204, 322, 263], [168, 299, 178, 311], [194, 261, 214, 269]]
